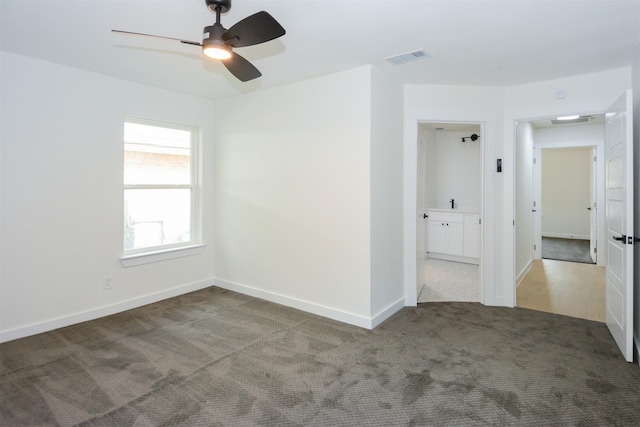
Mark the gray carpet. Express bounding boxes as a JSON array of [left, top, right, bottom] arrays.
[[1, 287, 639, 426], [542, 237, 594, 264]]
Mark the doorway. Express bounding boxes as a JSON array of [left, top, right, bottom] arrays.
[[539, 146, 596, 264], [515, 114, 606, 321], [416, 122, 482, 303]]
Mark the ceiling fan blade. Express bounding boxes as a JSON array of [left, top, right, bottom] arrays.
[[222, 52, 262, 82], [222, 11, 285, 48], [111, 30, 201, 46]]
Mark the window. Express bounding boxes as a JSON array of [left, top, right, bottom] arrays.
[[123, 118, 200, 260]]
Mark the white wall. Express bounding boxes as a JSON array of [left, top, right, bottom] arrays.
[[504, 67, 632, 306], [0, 52, 216, 342], [213, 65, 403, 327], [541, 147, 591, 239], [433, 131, 481, 211], [369, 67, 405, 321], [535, 122, 604, 143], [515, 121, 534, 281]]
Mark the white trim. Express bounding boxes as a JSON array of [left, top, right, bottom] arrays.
[[427, 253, 479, 265], [516, 259, 533, 287], [120, 244, 206, 267], [0, 279, 214, 343], [404, 110, 495, 307], [371, 298, 406, 328], [214, 278, 378, 329], [123, 116, 203, 259], [542, 233, 590, 240], [535, 141, 606, 267], [535, 138, 602, 149]]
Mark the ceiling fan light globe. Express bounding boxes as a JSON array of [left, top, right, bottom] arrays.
[[203, 45, 232, 60]]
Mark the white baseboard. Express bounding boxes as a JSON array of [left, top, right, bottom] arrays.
[[1, 277, 408, 343], [0, 279, 214, 343], [542, 233, 589, 240], [214, 278, 404, 330], [371, 298, 406, 328], [516, 259, 533, 288], [427, 253, 479, 265]]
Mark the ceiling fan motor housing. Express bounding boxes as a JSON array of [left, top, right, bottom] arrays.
[[206, 0, 231, 14], [203, 23, 227, 43]]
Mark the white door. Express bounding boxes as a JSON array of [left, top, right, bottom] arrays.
[[589, 147, 597, 263], [416, 133, 427, 296], [605, 89, 634, 362]]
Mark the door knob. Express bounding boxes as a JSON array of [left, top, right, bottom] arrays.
[[613, 235, 626, 242]]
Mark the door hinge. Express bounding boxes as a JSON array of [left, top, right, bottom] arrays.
[[533, 158, 537, 164], [594, 247, 597, 254], [534, 244, 536, 251]]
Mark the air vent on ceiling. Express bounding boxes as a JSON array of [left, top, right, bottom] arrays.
[[550, 116, 592, 125], [385, 49, 430, 65]]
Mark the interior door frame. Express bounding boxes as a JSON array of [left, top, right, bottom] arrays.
[[416, 121, 483, 299], [507, 109, 606, 307], [404, 110, 494, 306], [533, 141, 605, 266]]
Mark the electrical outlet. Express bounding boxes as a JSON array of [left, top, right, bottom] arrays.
[[103, 276, 112, 290]]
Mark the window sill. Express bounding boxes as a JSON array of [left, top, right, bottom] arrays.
[[120, 244, 206, 267]]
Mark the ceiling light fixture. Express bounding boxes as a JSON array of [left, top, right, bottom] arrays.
[[556, 115, 580, 121], [550, 115, 592, 125], [202, 38, 232, 60]]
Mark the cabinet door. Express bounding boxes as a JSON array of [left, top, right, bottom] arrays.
[[446, 221, 464, 256], [464, 214, 481, 258], [427, 221, 445, 253]]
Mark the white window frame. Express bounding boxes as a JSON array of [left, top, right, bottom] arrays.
[[120, 117, 204, 267]]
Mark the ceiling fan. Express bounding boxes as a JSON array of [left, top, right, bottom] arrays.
[[112, 0, 286, 82]]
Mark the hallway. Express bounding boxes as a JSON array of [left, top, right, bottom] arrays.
[[517, 259, 605, 322]]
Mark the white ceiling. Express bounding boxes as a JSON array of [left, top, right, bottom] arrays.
[[2, 0, 639, 100]]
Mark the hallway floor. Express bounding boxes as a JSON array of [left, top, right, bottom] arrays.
[[517, 259, 605, 323]]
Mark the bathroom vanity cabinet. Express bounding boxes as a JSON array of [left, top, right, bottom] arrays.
[[427, 209, 480, 263], [427, 212, 464, 256]]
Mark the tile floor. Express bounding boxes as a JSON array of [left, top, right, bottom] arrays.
[[418, 259, 480, 303]]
